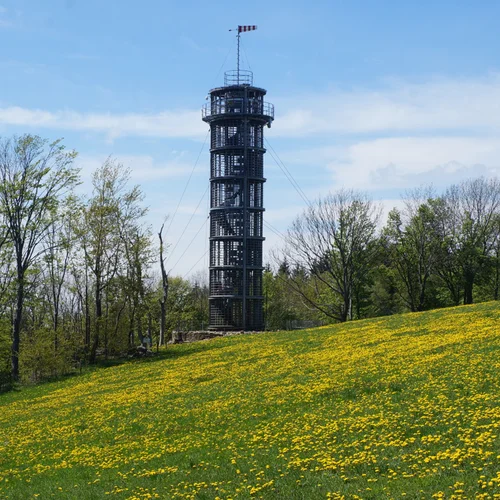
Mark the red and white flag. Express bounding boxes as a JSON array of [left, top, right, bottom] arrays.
[[238, 25, 257, 33]]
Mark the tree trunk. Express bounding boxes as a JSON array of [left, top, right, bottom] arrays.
[[494, 250, 500, 301], [159, 299, 166, 346], [128, 306, 135, 347], [104, 300, 109, 360], [11, 273, 24, 381], [84, 271, 91, 349], [53, 308, 59, 352], [158, 224, 169, 346], [137, 315, 143, 345], [90, 288, 102, 364], [417, 284, 426, 312], [148, 312, 152, 347], [464, 271, 474, 305], [340, 289, 350, 323]]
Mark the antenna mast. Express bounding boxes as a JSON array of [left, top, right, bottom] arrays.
[[237, 30, 240, 84], [229, 25, 257, 85]]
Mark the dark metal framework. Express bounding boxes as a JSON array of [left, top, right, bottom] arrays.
[[202, 70, 274, 330]]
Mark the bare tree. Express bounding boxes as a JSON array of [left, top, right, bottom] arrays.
[[457, 177, 500, 304], [433, 178, 500, 305], [158, 220, 169, 346], [282, 190, 380, 322]]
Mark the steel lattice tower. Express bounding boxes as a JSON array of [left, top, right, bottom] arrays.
[[202, 67, 274, 330]]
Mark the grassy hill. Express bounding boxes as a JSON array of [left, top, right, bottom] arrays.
[[1, 303, 500, 499]]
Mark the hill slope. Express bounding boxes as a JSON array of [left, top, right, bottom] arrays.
[[1, 303, 500, 499]]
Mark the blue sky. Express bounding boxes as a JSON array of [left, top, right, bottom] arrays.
[[1, 0, 500, 278]]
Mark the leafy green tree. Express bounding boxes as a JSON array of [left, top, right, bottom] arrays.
[[188, 272, 209, 330], [0, 135, 78, 380], [41, 197, 78, 351], [383, 196, 440, 312], [263, 265, 299, 330], [121, 224, 153, 348], [425, 196, 463, 306], [79, 158, 147, 362], [165, 276, 198, 335]]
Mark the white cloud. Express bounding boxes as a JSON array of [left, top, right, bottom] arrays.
[[270, 74, 500, 137], [0, 106, 207, 140], [328, 136, 500, 190], [74, 154, 205, 193], [3, 74, 500, 143]]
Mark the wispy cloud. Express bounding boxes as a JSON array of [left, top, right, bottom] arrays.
[[268, 74, 500, 194], [3, 74, 500, 142], [291, 136, 500, 192], [270, 74, 500, 137], [76, 154, 204, 184], [3, 74, 500, 198], [0, 106, 207, 140]]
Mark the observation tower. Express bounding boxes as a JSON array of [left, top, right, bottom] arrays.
[[202, 26, 274, 330]]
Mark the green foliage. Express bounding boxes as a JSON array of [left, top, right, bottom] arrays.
[[369, 263, 403, 317], [263, 268, 299, 329], [19, 327, 78, 384], [165, 276, 209, 333], [0, 319, 11, 391], [2, 133, 500, 388]]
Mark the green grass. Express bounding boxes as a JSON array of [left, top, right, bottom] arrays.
[[1, 302, 500, 499]]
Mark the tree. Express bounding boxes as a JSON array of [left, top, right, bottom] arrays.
[[426, 195, 463, 306], [0, 135, 78, 380], [42, 197, 77, 350], [188, 271, 209, 330], [165, 276, 197, 335], [79, 158, 146, 362], [482, 214, 500, 300], [0, 212, 12, 314], [121, 222, 152, 349], [431, 179, 500, 305], [263, 264, 300, 330], [158, 220, 169, 346], [456, 178, 500, 304], [383, 189, 440, 312], [282, 190, 380, 322]]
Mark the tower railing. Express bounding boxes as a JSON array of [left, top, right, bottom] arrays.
[[202, 99, 274, 120], [224, 70, 253, 86]]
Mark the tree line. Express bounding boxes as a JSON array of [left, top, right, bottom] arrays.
[[0, 135, 208, 387], [2, 134, 499, 387], [264, 179, 500, 329]]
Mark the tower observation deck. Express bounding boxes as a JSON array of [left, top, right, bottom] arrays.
[[202, 69, 274, 330]]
